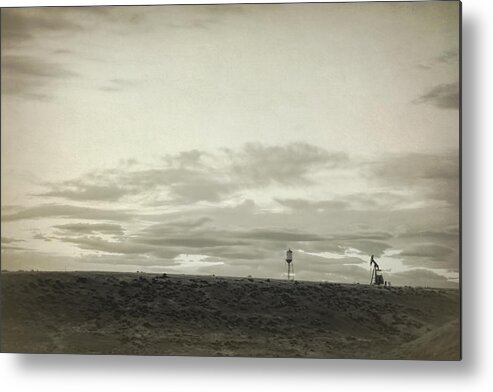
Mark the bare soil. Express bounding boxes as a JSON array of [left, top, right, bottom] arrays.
[[0, 271, 460, 359]]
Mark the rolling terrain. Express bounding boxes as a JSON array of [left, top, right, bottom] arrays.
[[1, 271, 460, 359]]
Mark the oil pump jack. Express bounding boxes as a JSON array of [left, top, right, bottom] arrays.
[[370, 255, 385, 285]]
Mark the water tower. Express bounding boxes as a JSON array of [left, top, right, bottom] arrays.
[[285, 248, 294, 281]]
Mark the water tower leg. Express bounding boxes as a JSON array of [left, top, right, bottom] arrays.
[[286, 263, 294, 281]]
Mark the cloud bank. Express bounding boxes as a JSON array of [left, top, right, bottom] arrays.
[[2, 143, 459, 287]]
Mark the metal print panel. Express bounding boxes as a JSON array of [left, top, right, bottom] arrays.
[[0, 1, 461, 359]]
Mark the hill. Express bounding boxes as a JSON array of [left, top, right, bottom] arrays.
[[0, 271, 460, 359]]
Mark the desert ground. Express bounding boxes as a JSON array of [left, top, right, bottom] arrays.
[[0, 271, 460, 359]]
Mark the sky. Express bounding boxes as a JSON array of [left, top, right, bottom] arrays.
[[1, 2, 460, 287]]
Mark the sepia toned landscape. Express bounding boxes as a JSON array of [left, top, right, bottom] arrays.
[[1, 2, 460, 359]]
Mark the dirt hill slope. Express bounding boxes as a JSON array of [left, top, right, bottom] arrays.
[[1, 271, 460, 359]]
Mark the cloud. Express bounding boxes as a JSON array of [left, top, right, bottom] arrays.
[[1, 250, 91, 272], [399, 243, 454, 258], [276, 191, 416, 213], [46, 215, 332, 266], [53, 223, 125, 236], [162, 143, 347, 202], [1, 236, 24, 244], [1, 236, 29, 251], [369, 152, 458, 183], [396, 241, 458, 271], [135, 224, 326, 256], [38, 183, 130, 202], [275, 198, 349, 211], [36, 162, 229, 204], [144, 217, 326, 244], [78, 253, 170, 268], [168, 176, 234, 203], [2, 54, 78, 80], [1, 245, 30, 252], [56, 232, 247, 261], [414, 82, 459, 110], [58, 235, 157, 256], [138, 217, 213, 237], [1, 8, 148, 100], [2, 196, 459, 283], [2, 145, 458, 283], [228, 143, 348, 186], [387, 268, 458, 288], [298, 251, 365, 266], [436, 48, 459, 65], [79, 6, 149, 25], [33, 233, 52, 242], [1, 8, 84, 100], [416, 48, 458, 70], [133, 236, 249, 249], [366, 151, 459, 207], [99, 78, 137, 92], [1, 8, 82, 45], [235, 228, 325, 242], [1, 54, 79, 100], [305, 240, 392, 258], [1, 204, 135, 222], [332, 232, 392, 241], [342, 192, 411, 211], [198, 246, 269, 261], [37, 143, 348, 204], [1, 6, 153, 47], [397, 227, 459, 242]]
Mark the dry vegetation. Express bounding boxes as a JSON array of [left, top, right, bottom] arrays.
[[1, 271, 460, 359]]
